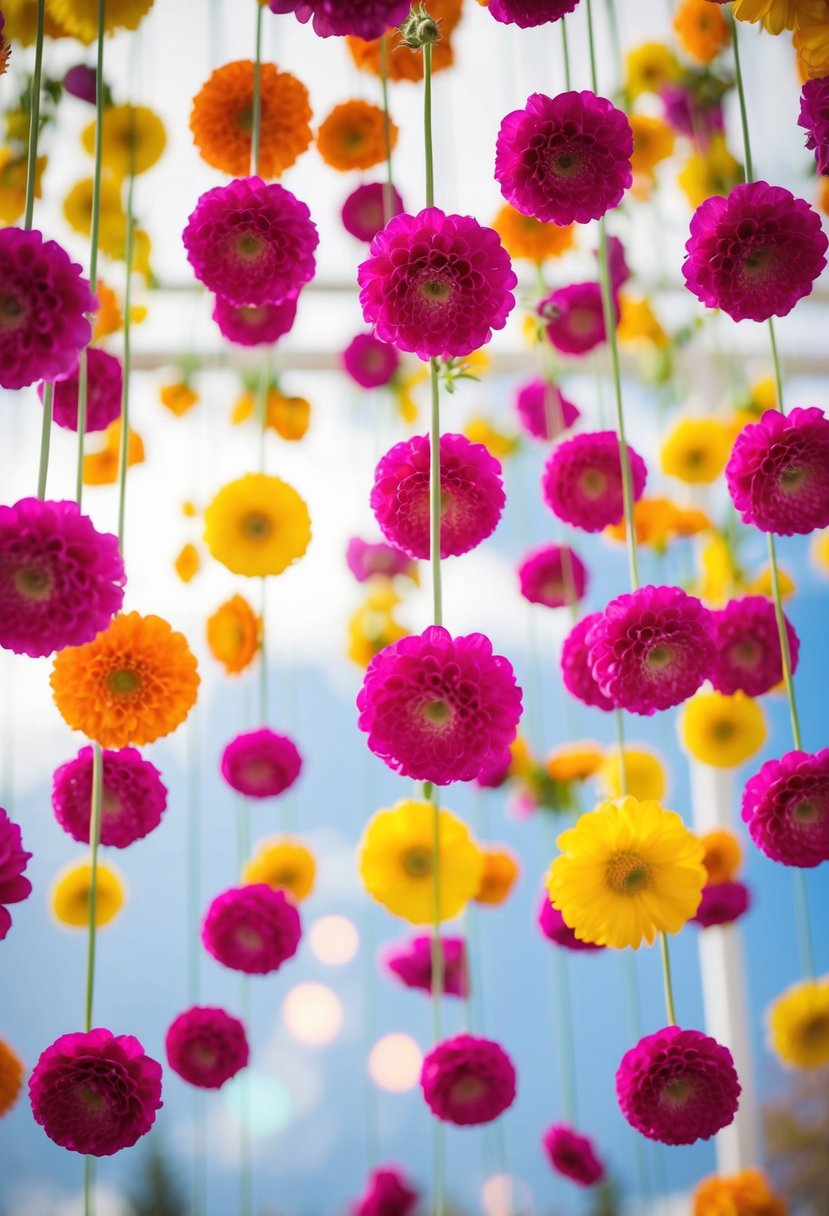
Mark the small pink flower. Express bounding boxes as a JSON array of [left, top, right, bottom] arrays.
[[560, 613, 615, 712], [539, 281, 615, 356], [741, 749, 829, 867], [38, 348, 122, 433], [212, 295, 298, 347], [542, 1122, 605, 1186], [692, 881, 751, 929], [711, 595, 799, 697], [725, 407, 829, 535], [342, 333, 400, 390], [346, 537, 416, 583], [342, 182, 404, 243], [165, 1006, 249, 1089], [518, 543, 587, 608], [382, 935, 469, 998], [52, 746, 167, 849], [799, 78, 829, 177], [202, 885, 301, 975], [220, 729, 302, 799], [0, 807, 32, 942], [541, 431, 647, 532], [421, 1033, 516, 1126], [538, 895, 603, 952], [350, 1166, 418, 1216], [514, 378, 580, 442]]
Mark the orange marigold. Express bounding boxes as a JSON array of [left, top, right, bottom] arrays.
[[673, 0, 730, 63], [316, 100, 397, 172], [51, 612, 199, 749], [474, 847, 520, 906], [546, 742, 604, 783], [693, 1167, 786, 1216], [206, 594, 261, 675], [604, 497, 707, 551], [700, 829, 743, 885], [346, 0, 462, 82], [190, 60, 312, 179], [492, 202, 575, 263], [0, 1036, 24, 1117], [92, 281, 122, 342]]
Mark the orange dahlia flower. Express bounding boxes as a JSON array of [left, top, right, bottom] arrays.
[[316, 100, 397, 172], [0, 1037, 24, 1117], [673, 0, 730, 64], [346, 0, 462, 82], [206, 594, 261, 675], [492, 202, 574, 263], [51, 612, 199, 749], [474, 847, 520, 906], [191, 60, 312, 179], [693, 1167, 786, 1216]]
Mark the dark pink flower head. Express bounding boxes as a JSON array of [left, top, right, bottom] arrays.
[[0, 497, 125, 658], [683, 182, 827, 323], [183, 177, 318, 308], [357, 626, 523, 785], [52, 745, 167, 849], [268, 0, 410, 39], [342, 182, 404, 243], [799, 78, 829, 177], [542, 1122, 605, 1186], [0, 227, 95, 390], [495, 91, 632, 225], [604, 234, 631, 291], [212, 294, 298, 347], [661, 84, 724, 143], [0, 807, 32, 942], [475, 748, 512, 790], [741, 749, 829, 867], [538, 282, 616, 357], [343, 333, 400, 390], [371, 433, 505, 560], [28, 1028, 162, 1156], [357, 208, 516, 361], [588, 585, 715, 716], [538, 894, 604, 951], [421, 1033, 516, 1126], [37, 348, 122, 433], [518, 543, 587, 609], [63, 64, 97, 104], [165, 1006, 249, 1089], [560, 612, 615, 711], [616, 1026, 740, 1146], [350, 1166, 419, 1216], [726, 407, 829, 535], [382, 935, 469, 998], [711, 595, 799, 697], [202, 884, 301, 974], [541, 431, 647, 533], [692, 881, 751, 929], [346, 537, 416, 583], [489, 0, 580, 25], [220, 729, 302, 799], [515, 378, 580, 442]]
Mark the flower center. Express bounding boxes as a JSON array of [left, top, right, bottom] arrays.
[[0, 291, 24, 331], [801, 1013, 829, 1045], [242, 759, 277, 787], [236, 103, 254, 135], [421, 278, 451, 303], [646, 643, 673, 671], [101, 789, 121, 818], [662, 1077, 692, 1108], [237, 232, 264, 261], [236, 926, 264, 951], [107, 668, 141, 696], [605, 850, 650, 894], [241, 511, 273, 540], [451, 1076, 487, 1104], [13, 564, 52, 601], [743, 247, 771, 276], [711, 717, 736, 742], [780, 465, 805, 493], [273, 868, 297, 888], [580, 469, 607, 498], [343, 125, 366, 150], [792, 798, 821, 825], [240, 306, 266, 325], [551, 149, 582, 178], [401, 845, 432, 879], [731, 638, 761, 669], [193, 1045, 218, 1068], [76, 1084, 106, 1113], [423, 699, 452, 726], [569, 307, 598, 337]]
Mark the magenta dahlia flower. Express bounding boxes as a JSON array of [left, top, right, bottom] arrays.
[[542, 1122, 605, 1186], [357, 208, 516, 360], [515, 378, 580, 442], [202, 884, 301, 974], [661, 84, 724, 143], [538, 282, 616, 356], [382, 935, 469, 998], [350, 1166, 418, 1216], [28, 1029, 162, 1156], [183, 177, 318, 308], [38, 348, 122, 433], [0, 807, 32, 942], [0, 497, 125, 658], [616, 1026, 740, 1146], [0, 228, 95, 390], [357, 626, 523, 785], [342, 182, 404, 243], [560, 613, 615, 712], [604, 234, 631, 291], [475, 748, 512, 790], [212, 294, 298, 347], [421, 1033, 516, 1126], [799, 78, 829, 177], [518, 543, 587, 609], [343, 333, 400, 390], [726, 407, 829, 535], [165, 1006, 249, 1089], [692, 880, 751, 929], [489, 0, 580, 25], [683, 182, 827, 322], [541, 431, 647, 533], [371, 433, 505, 560], [220, 728, 302, 799], [588, 585, 715, 716], [538, 895, 603, 951], [711, 595, 799, 697], [346, 537, 416, 584], [741, 749, 829, 867], [495, 91, 632, 225], [268, 0, 411, 39], [63, 64, 97, 104], [52, 746, 167, 848]]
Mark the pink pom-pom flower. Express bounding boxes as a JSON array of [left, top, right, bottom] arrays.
[[52, 745, 167, 848], [489, 0, 581, 26], [350, 1165, 419, 1216], [346, 537, 416, 583], [560, 613, 615, 712], [421, 1033, 516, 1126], [212, 294, 298, 347], [165, 1006, 249, 1089], [711, 595, 799, 697], [0, 807, 32, 942], [538, 895, 604, 952], [382, 935, 469, 998], [220, 728, 302, 799], [202, 884, 301, 975], [342, 333, 400, 390], [341, 182, 404, 243], [741, 749, 829, 867], [514, 378, 580, 441], [799, 78, 829, 177], [268, 0, 411, 39], [541, 431, 647, 533], [542, 1122, 605, 1186], [692, 881, 751, 929], [38, 348, 122, 433], [538, 281, 615, 356], [725, 407, 829, 535], [518, 543, 587, 608]]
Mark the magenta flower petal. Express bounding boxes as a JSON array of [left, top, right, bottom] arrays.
[[542, 1122, 605, 1186], [741, 749, 829, 867], [350, 1166, 419, 1216], [541, 431, 647, 532], [342, 182, 404, 243], [538, 894, 604, 951], [725, 407, 829, 535], [202, 885, 301, 975], [421, 1033, 516, 1126], [0, 807, 32, 940], [220, 728, 302, 799], [268, 0, 411, 38], [514, 378, 580, 441], [382, 935, 469, 998], [538, 281, 615, 356], [37, 348, 122, 433], [489, 0, 581, 26], [343, 333, 400, 389], [346, 537, 415, 583], [799, 78, 829, 177], [165, 1006, 249, 1089], [692, 880, 751, 928], [52, 746, 167, 848], [518, 543, 587, 608], [212, 294, 298, 347], [560, 612, 615, 712], [711, 595, 798, 697]]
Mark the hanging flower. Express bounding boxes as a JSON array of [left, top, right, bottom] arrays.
[[0, 1037, 24, 1117], [242, 837, 316, 902], [183, 177, 318, 308], [624, 42, 680, 98], [799, 78, 829, 177], [45, 0, 155, 41], [343, 333, 400, 390], [203, 473, 311, 577], [474, 847, 520, 906], [767, 978, 829, 1069], [358, 627, 523, 785], [382, 935, 469, 998], [464, 417, 520, 462], [231, 386, 311, 441], [206, 594, 260, 675], [726, 407, 829, 536], [678, 134, 744, 211], [731, 0, 820, 33], [692, 880, 751, 928], [546, 742, 604, 784], [346, 538, 416, 584], [371, 433, 505, 560], [357, 208, 516, 360], [38, 348, 122, 434], [617, 294, 670, 348], [341, 182, 404, 243], [213, 294, 298, 347], [711, 596, 799, 697], [700, 829, 742, 885], [63, 64, 97, 103], [51, 860, 126, 929], [317, 100, 396, 172], [514, 379, 580, 442], [51, 612, 199, 750], [741, 749, 829, 867], [268, 0, 412, 40], [660, 418, 731, 485], [518, 543, 587, 609], [492, 203, 575, 264], [693, 1168, 786, 1216], [542, 1123, 605, 1187], [547, 796, 706, 949], [174, 543, 200, 584], [616, 1026, 740, 1145], [673, 0, 730, 62], [52, 746, 167, 849], [679, 690, 767, 769], [560, 613, 615, 712], [82, 421, 145, 487], [487, 0, 581, 25], [350, 1166, 419, 1216], [347, 585, 409, 668], [630, 114, 675, 183], [165, 1007, 249, 1090], [421, 1034, 516, 1126], [495, 91, 633, 225], [359, 799, 483, 924], [221, 729, 302, 800], [683, 182, 828, 323], [542, 431, 647, 534], [159, 381, 198, 417], [538, 280, 613, 355], [794, 11, 829, 80], [662, 79, 725, 143], [0, 808, 31, 942], [81, 105, 166, 178], [202, 884, 301, 975], [537, 897, 604, 952], [597, 747, 667, 803]]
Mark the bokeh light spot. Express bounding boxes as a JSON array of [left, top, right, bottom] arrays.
[[224, 1069, 292, 1137], [368, 1033, 422, 1093], [308, 914, 359, 965], [482, 1174, 532, 1216], [282, 981, 343, 1046]]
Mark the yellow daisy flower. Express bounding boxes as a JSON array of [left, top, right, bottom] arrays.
[[699, 828, 742, 885], [463, 416, 519, 461], [359, 799, 484, 925], [347, 585, 408, 668], [547, 796, 706, 950], [732, 0, 823, 34], [598, 747, 667, 802], [625, 42, 681, 98], [767, 977, 829, 1068], [661, 418, 732, 485], [242, 837, 316, 903], [679, 691, 767, 769], [474, 847, 520, 906], [5, 0, 72, 42], [46, 0, 154, 43], [617, 294, 669, 349], [81, 105, 166, 179], [51, 860, 125, 929], [203, 473, 311, 578], [63, 177, 125, 241], [678, 134, 743, 209]]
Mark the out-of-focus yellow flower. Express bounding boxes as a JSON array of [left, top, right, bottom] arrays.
[[679, 691, 766, 769], [598, 747, 667, 802], [492, 202, 575, 263], [347, 584, 408, 668], [625, 43, 680, 98], [5, 0, 72, 42], [206, 594, 260, 675], [546, 742, 604, 784], [182, 501, 198, 518], [46, 0, 154, 41], [745, 564, 795, 601], [617, 294, 669, 349], [203, 473, 311, 578], [810, 527, 829, 576], [795, 14, 829, 79], [674, 0, 730, 63], [749, 376, 778, 413], [232, 387, 311, 441], [508, 735, 533, 779], [63, 176, 124, 240], [732, 0, 823, 35], [0, 1036, 24, 1118], [392, 364, 428, 425], [81, 104, 166, 178], [678, 134, 743, 209], [693, 1168, 786, 1216], [474, 846, 520, 906], [767, 977, 829, 1068], [674, 506, 713, 537], [83, 421, 145, 486], [463, 416, 519, 461], [695, 533, 742, 606], [630, 114, 675, 181], [604, 497, 706, 552], [0, 149, 45, 224], [51, 859, 125, 928], [661, 418, 732, 485], [160, 382, 199, 417], [174, 543, 200, 584], [243, 837, 316, 903], [699, 829, 742, 885]]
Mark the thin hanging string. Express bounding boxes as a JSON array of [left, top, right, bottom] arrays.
[[361, 747, 380, 1170], [729, 12, 816, 982], [560, 17, 572, 91], [379, 34, 395, 224]]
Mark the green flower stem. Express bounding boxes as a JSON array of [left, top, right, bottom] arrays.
[[424, 43, 434, 209], [116, 167, 136, 554], [23, 0, 46, 231], [658, 932, 677, 1026], [251, 0, 264, 176], [36, 384, 53, 500], [553, 949, 578, 1124], [560, 16, 572, 91], [380, 34, 395, 224], [75, 352, 90, 507], [614, 708, 628, 796], [730, 14, 755, 183], [84, 742, 104, 1032]]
